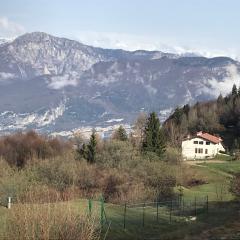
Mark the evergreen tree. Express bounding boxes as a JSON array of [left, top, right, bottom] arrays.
[[232, 138, 240, 152], [217, 94, 224, 103], [142, 112, 166, 157], [112, 125, 128, 141], [87, 130, 97, 164], [172, 107, 184, 124], [232, 84, 238, 96], [156, 128, 166, 157], [183, 104, 190, 115], [79, 143, 88, 159]]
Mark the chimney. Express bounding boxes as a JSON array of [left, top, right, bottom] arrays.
[[197, 131, 203, 136]]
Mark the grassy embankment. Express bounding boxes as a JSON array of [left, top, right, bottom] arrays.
[[1, 160, 239, 239]]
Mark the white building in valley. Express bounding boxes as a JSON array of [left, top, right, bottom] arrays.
[[182, 131, 225, 160]]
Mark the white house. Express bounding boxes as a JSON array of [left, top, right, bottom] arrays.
[[182, 131, 225, 160]]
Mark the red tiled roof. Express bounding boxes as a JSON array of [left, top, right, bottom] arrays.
[[196, 131, 222, 144]]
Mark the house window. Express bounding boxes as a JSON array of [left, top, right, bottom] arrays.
[[198, 148, 203, 154], [206, 141, 210, 145], [199, 141, 204, 145], [195, 148, 198, 154], [194, 141, 198, 144], [205, 149, 208, 154]]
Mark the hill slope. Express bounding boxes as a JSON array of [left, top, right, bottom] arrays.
[[164, 86, 240, 150]]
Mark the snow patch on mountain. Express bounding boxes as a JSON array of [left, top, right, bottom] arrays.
[[0, 98, 67, 131], [106, 118, 124, 123], [159, 108, 173, 122], [0, 37, 14, 45]]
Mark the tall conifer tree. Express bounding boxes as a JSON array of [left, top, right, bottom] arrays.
[[112, 125, 128, 141], [142, 112, 166, 157], [232, 84, 238, 96], [87, 130, 97, 163]]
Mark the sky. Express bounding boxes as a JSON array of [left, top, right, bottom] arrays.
[[0, 0, 240, 58]]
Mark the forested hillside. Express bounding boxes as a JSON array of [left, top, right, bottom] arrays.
[[164, 84, 240, 152]]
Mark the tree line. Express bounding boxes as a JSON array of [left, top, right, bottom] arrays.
[[76, 112, 166, 164], [164, 84, 240, 152]]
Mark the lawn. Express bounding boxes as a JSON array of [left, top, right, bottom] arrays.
[[180, 163, 234, 202], [0, 161, 239, 240], [198, 160, 240, 175], [0, 195, 239, 240], [103, 201, 240, 240], [1, 198, 238, 240]]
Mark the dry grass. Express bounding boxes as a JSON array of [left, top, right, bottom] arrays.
[[5, 202, 100, 240], [5, 188, 101, 240]]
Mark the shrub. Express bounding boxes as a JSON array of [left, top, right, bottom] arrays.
[[229, 173, 240, 199], [135, 161, 177, 200], [32, 155, 78, 192], [102, 174, 123, 201], [163, 147, 182, 164], [76, 161, 100, 197], [0, 161, 35, 206], [0, 131, 71, 168], [96, 140, 136, 168]]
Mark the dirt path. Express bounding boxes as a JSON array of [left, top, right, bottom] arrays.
[[186, 160, 228, 165]]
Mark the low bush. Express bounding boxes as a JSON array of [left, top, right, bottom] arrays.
[[229, 173, 240, 199], [163, 147, 182, 164], [0, 131, 180, 205], [96, 140, 136, 168], [32, 154, 78, 192], [0, 131, 71, 168], [0, 160, 35, 206]]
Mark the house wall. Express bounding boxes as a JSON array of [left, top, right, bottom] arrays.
[[182, 137, 225, 160]]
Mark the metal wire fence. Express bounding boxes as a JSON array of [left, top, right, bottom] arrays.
[[0, 195, 210, 239], [100, 195, 209, 232]]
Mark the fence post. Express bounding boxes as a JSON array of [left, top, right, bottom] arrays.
[[142, 202, 145, 227], [169, 200, 173, 223], [194, 197, 197, 216], [123, 203, 127, 229], [182, 198, 185, 216], [88, 199, 92, 215], [100, 196, 104, 226], [7, 197, 11, 209], [206, 195, 208, 213], [157, 201, 159, 222]]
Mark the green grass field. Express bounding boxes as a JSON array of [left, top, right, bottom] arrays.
[[198, 160, 240, 175], [1, 198, 238, 240], [103, 160, 240, 239], [0, 161, 240, 240]]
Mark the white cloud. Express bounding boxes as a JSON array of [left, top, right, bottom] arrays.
[[0, 17, 25, 38], [72, 31, 240, 60], [48, 75, 78, 89], [202, 64, 240, 97], [0, 72, 15, 81], [74, 31, 172, 52]]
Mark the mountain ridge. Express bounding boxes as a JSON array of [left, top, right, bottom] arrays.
[[0, 32, 239, 135]]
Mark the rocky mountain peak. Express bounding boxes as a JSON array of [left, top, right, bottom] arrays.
[[0, 32, 239, 135]]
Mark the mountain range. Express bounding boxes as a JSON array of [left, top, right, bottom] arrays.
[[0, 32, 239, 135]]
